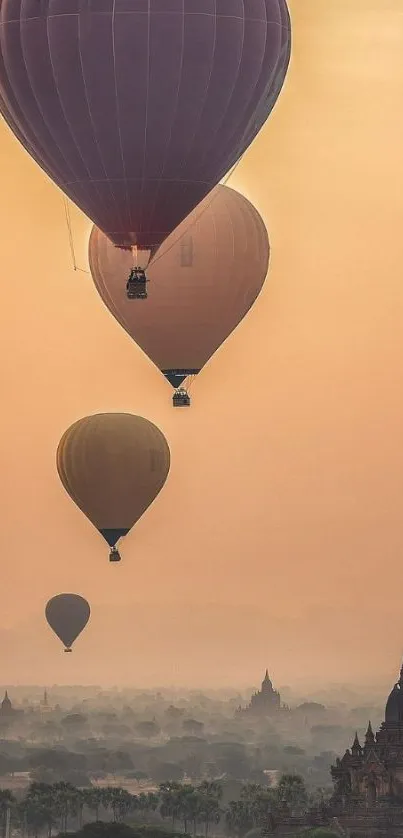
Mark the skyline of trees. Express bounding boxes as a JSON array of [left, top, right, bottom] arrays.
[[0, 774, 325, 838]]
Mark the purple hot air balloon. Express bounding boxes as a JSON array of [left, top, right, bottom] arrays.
[[0, 1, 291, 262]]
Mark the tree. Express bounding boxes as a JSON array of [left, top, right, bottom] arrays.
[[181, 791, 203, 837], [173, 785, 195, 833], [224, 785, 275, 837], [0, 789, 16, 838], [136, 722, 160, 739], [22, 783, 57, 838], [198, 782, 223, 803], [159, 782, 183, 830], [28, 749, 87, 774], [196, 782, 222, 838], [136, 793, 159, 822], [239, 785, 274, 827], [301, 831, 340, 838], [277, 774, 308, 814], [104, 751, 134, 777], [60, 825, 188, 838], [101, 788, 134, 823], [182, 720, 204, 736], [165, 707, 185, 721], [225, 801, 253, 836], [82, 789, 104, 822], [52, 781, 80, 832]]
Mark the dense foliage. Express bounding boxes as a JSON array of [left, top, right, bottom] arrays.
[[0, 774, 321, 837]]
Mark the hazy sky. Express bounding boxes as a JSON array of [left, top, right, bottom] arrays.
[[2, 0, 403, 690]]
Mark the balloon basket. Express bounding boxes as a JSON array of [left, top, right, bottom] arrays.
[[109, 549, 122, 562], [64, 648, 72, 653], [127, 268, 148, 299], [173, 389, 191, 408]]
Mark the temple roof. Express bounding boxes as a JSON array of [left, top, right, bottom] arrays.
[[385, 663, 403, 723]]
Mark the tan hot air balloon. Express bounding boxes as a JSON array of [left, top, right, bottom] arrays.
[[88, 185, 269, 406], [45, 594, 90, 653], [57, 414, 170, 562]]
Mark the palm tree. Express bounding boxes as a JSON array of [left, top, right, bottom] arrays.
[[198, 782, 223, 803], [82, 788, 104, 823], [176, 785, 196, 833], [102, 788, 133, 823], [198, 796, 221, 838], [0, 790, 16, 838], [52, 782, 80, 833], [197, 782, 223, 838], [18, 799, 51, 838], [159, 782, 183, 830], [24, 783, 56, 838], [225, 800, 254, 836], [75, 790, 86, 830], [239, 785, 275, 828], [136, 792, 159, 822], [182, 790, 204, 837]]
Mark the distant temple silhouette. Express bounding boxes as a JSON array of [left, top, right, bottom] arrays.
[[237, 670, 290, 716], [0, 691, 13, 717], [0, 690, 22, 721], [40, 689, 51, 713]]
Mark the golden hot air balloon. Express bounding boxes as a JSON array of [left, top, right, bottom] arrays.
[[57, 414, 170, 561], [45, 594, 90, 653], [88, 185, 269, 406]]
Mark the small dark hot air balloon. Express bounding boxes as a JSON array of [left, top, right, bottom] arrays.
[[45, 594, 90, 653], [89, 185, 269, 405], [0, 0, 291, 273], [57, 414, 170, 560]]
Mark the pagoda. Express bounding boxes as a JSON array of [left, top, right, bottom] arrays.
[[237, 670, 289, 716]]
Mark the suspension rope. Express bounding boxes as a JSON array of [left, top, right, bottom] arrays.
[[63, 197, 91, 275], [150, 153, 245, 269], [63, 197, 77, 272]]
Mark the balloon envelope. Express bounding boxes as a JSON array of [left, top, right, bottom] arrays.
[[57, 413, 170, 551], [89, 185, 270, 388], [45, 594, 90, 651], [0, 1, 291, 251]]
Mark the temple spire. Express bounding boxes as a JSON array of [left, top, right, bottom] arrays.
[[365, 720, 375, 745], [351, 731, 361, 754]]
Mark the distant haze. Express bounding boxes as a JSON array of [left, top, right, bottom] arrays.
[[2, 0, 403, 688]]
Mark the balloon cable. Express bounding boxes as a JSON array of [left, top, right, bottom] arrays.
[[63, 197, 77, 271], [63, 197, 90, 275], [150, 153, 245, 269]]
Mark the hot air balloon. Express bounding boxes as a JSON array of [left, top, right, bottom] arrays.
[[45, 594, 90, 653], [57, 414, 170, 561], [0, 1, 291, 276], [88, 185, 269, 406]]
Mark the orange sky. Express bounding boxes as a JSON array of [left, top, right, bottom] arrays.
[[2, 0, 403, 690]]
